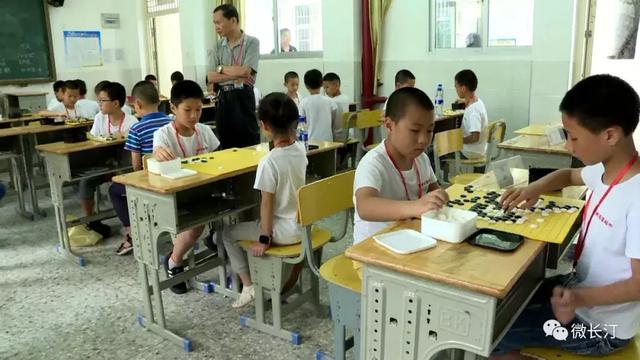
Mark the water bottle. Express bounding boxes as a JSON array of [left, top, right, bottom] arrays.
[[435, 83, 444, 117], [297, 115, 309, 151]]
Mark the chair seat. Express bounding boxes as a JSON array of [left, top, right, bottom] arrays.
[[238, 227, 332, 258], [522, 335, 640, 359], [319, 254, 361, 293], [451, 173, 483, 185], [365, 143, 379, 152]]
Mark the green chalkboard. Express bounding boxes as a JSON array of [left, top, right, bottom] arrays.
[[0, 0, 56, 84]]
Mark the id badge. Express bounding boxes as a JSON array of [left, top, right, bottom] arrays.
[[233, 81, 244, 89]]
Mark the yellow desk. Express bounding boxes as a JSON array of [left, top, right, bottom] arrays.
[[346, 220, 547, 359], [36, 139, 130, 266], [498, 135, 572, 169], [514, 124, 560, 136]]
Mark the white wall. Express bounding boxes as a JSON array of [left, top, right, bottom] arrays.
[[0, 0, 147, 102]]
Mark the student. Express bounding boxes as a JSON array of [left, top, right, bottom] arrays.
[[322, 72, 351, 141], [353, 87, 448, 276], [39, 80, 95, 119], [283, 71, 301, 108], [383, 69, 416, 114], [222, 92, 308, 308], [144, 74, 158, 89], [153, 80, 220, 293], [455, 69, 488, 158], [95, 80, 133, 115], [75, 82, 139, 239], [170, 71, 184, 86], [108, 80, 172, 255], [493, 74, 640, 359], [299, 69, 338, 142], [47, 80, 65, 110], [75, 79, 100, 118]]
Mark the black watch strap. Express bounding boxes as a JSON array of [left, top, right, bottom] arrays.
[[258, 235, 271, 245]]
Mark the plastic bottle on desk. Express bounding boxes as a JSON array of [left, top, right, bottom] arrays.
[[297, 115, 309, 151], [435, 83, 444, 117]]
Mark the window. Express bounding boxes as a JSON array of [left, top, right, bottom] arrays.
[[432, 0, 533, 49], [245, 0, 323, 56]]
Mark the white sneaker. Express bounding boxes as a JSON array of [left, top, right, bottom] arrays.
[[232, 285, 255, 308]]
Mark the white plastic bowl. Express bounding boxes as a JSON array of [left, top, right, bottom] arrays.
[[421, 206, 478, 243]]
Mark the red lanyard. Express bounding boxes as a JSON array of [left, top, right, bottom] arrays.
[[65, 107, 77, 118], [106, 114, 124, 136], [384, 141, 424, 200], [574, 154, 639, 266], [232, 36, 245, 66], [172, 121, 203, 158]]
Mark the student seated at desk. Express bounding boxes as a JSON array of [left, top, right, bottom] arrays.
[[353, 87, 448, 276], [76, 82, 138, 238], [493, 75, 640, 359], [144, 74, 158, 89], [47, 80, 64, 110], [153, 80, 221, 294], [75, 79, 100, 118], [222, 92, 308, 308], [383, 69, 416, 115], [39, 80, 96, 119], [95, 80, 133, 116], [170, 71, 184, 86], [454, 69, 488, 159], [300, 69, 338, 142], [108, 80, 173, 256], [322, 72, 351, 141], [283, 71, 302, 108]]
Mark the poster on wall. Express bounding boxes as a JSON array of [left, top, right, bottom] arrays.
[[607, 0, 640, 59], [64, 31, 103, 67]]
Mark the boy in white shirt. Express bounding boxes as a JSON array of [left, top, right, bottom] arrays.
[[47, 80, 64, 110], [39, 80, 94, 119], [222, 92, 308, 308], [455, 69, 488, 159], [353, 87, 449, 276], [284, 71, 302, 108], [322, 72, 352, 142], [153, 80, 220, 294], [94, 80, 133, 116], [300, 69, 338, 142], [77, 82, 139, 238], [494, 75, 640, 359], [75, 79, 100, 118]]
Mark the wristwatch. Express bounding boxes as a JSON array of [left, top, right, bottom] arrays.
[[258, 234, 272, 245], [216, 65, 224, 74]]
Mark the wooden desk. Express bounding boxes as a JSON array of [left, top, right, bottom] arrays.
[[346, 220, 547, 359], [514, 124, 560, 136], [0, 114, 47, 126], [37, 139, 130, 266], [498, 135, 572, 169]]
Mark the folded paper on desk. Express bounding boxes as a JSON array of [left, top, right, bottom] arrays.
[[147, 158, 197, 179]]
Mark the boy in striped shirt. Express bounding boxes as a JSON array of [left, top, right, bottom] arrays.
[[108, 81, 171, 255]]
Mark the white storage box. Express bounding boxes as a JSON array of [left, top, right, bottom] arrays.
[[147, 158, 181, 175], [421, 207, 477, 243]]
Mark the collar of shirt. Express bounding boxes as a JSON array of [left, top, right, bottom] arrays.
[[221, 31, 245, 49], [140, 112, 168, 122]]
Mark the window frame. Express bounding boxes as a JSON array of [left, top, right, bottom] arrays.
[[254, 0, 324, 59], [428, 0, 533, 54]]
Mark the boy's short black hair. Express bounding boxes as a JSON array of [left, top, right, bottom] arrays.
[[102, 82, 127, 109], [170, 80, 204, 106], [395, 70, 415, 86], [322, 72, 340, 85], [258, 92, 299, 134], [454, 69, 478, 92], [170, 71, 184, 83], [559, 74, 640, 136], [53, 80, 65, 92], [386, 87, 434, 122], [284, 71, 299, 83], [62, 80, 80, 92], [144, 74, 157, 82], [304, 69, 323, 90], [74, 79, 88, 96], [132, 80, 160, 105], [94, 80, 111, 95], [214, 4, 239, 22]]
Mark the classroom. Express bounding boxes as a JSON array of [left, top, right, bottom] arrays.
[[1, 0, 640, 359]]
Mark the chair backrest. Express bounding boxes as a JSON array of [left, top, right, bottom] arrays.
[[433, 128, 464, 158], [142, 154, 152, 170], [343, 109, 383, 130], [297, 170, 355, 226], [485, 120, 506, 164]]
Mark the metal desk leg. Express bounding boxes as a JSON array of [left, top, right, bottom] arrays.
[[20, 134, 45, 218], [8, 155, 29, 219]]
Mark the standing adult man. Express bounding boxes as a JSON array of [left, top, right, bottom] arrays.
[[208, 4, 260, 149]]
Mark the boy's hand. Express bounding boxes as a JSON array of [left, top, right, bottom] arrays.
[[551, 287, 577, 325], [251, 242, 270, 257], [153, 146, 176, 162], [500, 185, 541, 212], [414, 189, 449, 216]]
